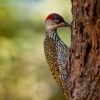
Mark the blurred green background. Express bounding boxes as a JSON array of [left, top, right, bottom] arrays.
[[0, 0, 72, 100]]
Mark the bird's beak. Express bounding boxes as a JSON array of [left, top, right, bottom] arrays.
[[52, 21, 71, 29], [61, 21, 71, 27]]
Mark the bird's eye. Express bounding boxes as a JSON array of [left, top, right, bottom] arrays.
[[54, 20, 60, 24]]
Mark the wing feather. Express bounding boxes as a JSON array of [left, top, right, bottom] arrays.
[[44, 38, 62, 86]]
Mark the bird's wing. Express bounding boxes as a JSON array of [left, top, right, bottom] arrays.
[[44, 38, 62, 86]]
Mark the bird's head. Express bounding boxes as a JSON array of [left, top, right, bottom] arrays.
[[45, 13, 70, 31]]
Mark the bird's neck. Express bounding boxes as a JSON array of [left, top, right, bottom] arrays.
[[46, 29, 60, 41]]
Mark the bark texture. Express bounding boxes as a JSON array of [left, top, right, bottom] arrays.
[[66, 0, 100, 100]]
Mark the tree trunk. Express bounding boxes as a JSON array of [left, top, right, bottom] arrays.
[[66, 0, 100, 100]]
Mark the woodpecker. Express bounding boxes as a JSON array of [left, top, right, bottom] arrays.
[[44, 13, 70, 99]]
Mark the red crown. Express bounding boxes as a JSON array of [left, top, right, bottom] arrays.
[[45, 13, 64, 22]]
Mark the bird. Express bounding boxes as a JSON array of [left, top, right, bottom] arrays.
[[44, 13, 70, 99]]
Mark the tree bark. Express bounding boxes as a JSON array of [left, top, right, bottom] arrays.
[[66, 0, 100, 100]]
